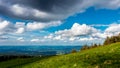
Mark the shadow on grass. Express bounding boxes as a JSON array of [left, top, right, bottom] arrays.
[[0, 55, 54, 68]]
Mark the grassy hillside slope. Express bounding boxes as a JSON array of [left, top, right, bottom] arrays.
[[18, 42, 120, 68], [1, 42, 120, 68]]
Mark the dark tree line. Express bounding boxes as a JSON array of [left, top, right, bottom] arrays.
[[80, 43, 101, 51], [0, 55, 34, 62], [104, 34, 120, 45], [80, 33, 120, 51]]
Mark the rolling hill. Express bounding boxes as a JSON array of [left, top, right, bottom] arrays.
[[0, 42, 120, 68]]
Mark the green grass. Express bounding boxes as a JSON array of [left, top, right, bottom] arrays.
[[1, 42, 120, 68], [0, 57, 49, 68]]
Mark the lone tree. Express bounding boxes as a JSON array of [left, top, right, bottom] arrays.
[[104, 36, 110, 45]]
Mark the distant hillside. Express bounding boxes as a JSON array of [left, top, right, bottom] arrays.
[[0, 42, 120, 68]]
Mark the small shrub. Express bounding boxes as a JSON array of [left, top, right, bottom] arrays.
[[71, 49, 77, 53], [81, 44, 89, 50]]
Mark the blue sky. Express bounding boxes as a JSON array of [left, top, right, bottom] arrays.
[[48, 7, 120, 32], [0, 0, 120, 45]]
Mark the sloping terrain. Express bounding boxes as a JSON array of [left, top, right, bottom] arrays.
[[1, 42, 120, 68], [21, 43, 120, 68]]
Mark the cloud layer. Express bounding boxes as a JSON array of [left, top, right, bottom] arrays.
[[0, 0, 120, 22], [1, 17, 120, 45], [1, 19, 120, 45], [0, 18, 62, 35], [44, 22, 120, 45], [0, 0, 120, 45]]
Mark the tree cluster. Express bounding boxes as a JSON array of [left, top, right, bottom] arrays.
[[104, 34, 120, 45], [81, 43, 101, 51], [81, 33, 120, 51]]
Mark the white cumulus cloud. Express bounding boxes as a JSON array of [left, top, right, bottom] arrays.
[[17, 37, 24, 42], [31, 39, 40, 42], [55, 23, 99, 37], [26, 21, 62, 30], [0, 20, 15, 35], [105, 23, 120, 34], [15, 27, 25, 34]]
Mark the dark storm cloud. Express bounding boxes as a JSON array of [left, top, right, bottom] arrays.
[[2, 0, 82, 13], [0, 0, 83, 21], [0, 0, 120, 22]]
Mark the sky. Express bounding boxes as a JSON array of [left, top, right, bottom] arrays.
[[0, 0, 120, 45]]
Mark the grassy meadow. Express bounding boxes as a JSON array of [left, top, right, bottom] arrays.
[[0, 42, 120, 68]]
